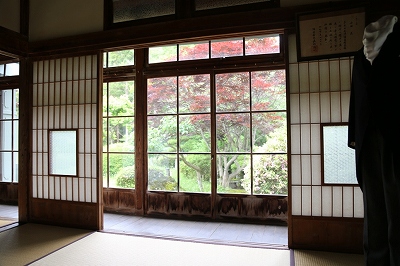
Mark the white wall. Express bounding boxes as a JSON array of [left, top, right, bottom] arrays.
[[29, 0, 103, 42]]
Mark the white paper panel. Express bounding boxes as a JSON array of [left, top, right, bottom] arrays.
[[312, 186, 322, 216], [86, 178, 92, 202], [341, 91, 351, 122], [67, 177, 73, 201], [55, 59, 61, 81], [311, 155, 321, 185], [343, 186, 354, 217], [85, 154, 92, 177], [310, 124, 320, 154], [300, 124, 310, 154], [291, 125, 301, 154], [354, 187, 364, 218], [73, 178, 79, 201], [330, 92, 341, 122], [329, 60, 340, 92], [322, 186, 332, 217], [48, 83, 55, 105], [60, 176, 66, 200], [92, 179, 97, 203], [54, 83, 61, 105], [300, 94, 310, 123], [292, 186, 302, 215], [37, 107, 43, 129], [301, 155, 312, 185], [309, 62, 320, 93], [37, 176, 43, 198], [290, 94, 300, 124], [309, 93, 320, 123], [332, 186, 343, 217], [43, 176, 49, 199], [299, 63, 310, 93], [302, 186, 312, 215], [289, 64, 299, 93], [60, 82, 67, 105], [79, 178, 85, 202], [54, 176, 60, 200], [43, 84, 49, 106], [319, 92, 331, 123], [340, 59, 352, 90], [291, 155, 301, 185], [49, 176, 55, 199], [319, 61, 329, 92]]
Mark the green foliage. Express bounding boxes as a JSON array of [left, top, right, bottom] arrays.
[[242, 127, 288, 195], [115, 166, 135, 188], [148, 169, 177, 191]]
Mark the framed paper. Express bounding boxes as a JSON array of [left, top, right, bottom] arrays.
[[296, 7, 365, 61], [321, 123, 357, 185], [49, 130, 78, 176]]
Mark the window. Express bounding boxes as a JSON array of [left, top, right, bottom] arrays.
[[147, 35, 287, 195], [0, 89, 19, 182], [49, 130, 78, 176], [149, 35, 280, 64], [102, 34, 287, 196], [103, 80, 135, 189], [322, 124, 357, 185], [0, 62, 19, 77]]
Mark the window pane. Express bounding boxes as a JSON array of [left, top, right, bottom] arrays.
[[251, 70, 286, 111], [148, 154, 178, 191], [13, 121, 18, 150], [108, 81, 135, 116], [107, 153, 135, 189], [179, 42, 209, 61], [106, 50, 134, 67], [13, 152, 18, 182], [179, 74, 210, 113], [148, 77, 177, 114], [1, 90, 14, 119], [216, 113, 250, 152], [5, 63, 19, 76], [252, 113, 287, 152], [107, 117, 135, 152], [323, 125, 357, 184], [149, 45, 177, 64], [179, 114, 211, 152], [211, 38, 243, 58], [179, 154, 211, 193], [249, 154, 288, 195], [0, 65, 4, 77], [217, 154, 250, 194], [49, 130, 77, 176], [113, 0, 175, 23], [148, 115, 177, 152], [216, 72, 249, 112], [0, 121, 12, 150], [245, 35, 280, 55], [0, 152, 12, 182]]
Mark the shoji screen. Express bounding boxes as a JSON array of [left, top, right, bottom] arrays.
[[288, 34, 363, 252], [32, 55, 99, 204], [288, 34, 363, 219]]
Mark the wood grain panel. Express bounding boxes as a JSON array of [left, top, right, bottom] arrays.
[[30, 198, 99, 230], [290, 215, 363, 254]]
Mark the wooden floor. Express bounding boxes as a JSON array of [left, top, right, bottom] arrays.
[[0, 204, 288, 248]]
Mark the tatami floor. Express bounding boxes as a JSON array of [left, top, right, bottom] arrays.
[[0, 204, 288, 248]]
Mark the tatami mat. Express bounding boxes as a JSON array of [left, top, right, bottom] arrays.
[[0, 223, 92, 266], [0, 218, 17, 227], [31, 231, 291, 266], [294, 249, 364, 266]]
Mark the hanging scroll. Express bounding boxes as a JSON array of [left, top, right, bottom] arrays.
[[296, 7, 365, 61]]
